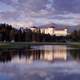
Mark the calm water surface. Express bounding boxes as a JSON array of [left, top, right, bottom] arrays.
[[0, 45, 80, 80]]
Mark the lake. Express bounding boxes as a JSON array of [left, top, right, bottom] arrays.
[[0, 45, 80, 80]]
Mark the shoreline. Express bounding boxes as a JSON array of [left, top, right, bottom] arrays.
[[0, 42, 80, 49]]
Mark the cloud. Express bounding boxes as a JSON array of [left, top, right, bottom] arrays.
[[0, 0, 80, 27], [46, 0, 53, 9], [54, 0, 80, 13], [0, 1, 15, 12]]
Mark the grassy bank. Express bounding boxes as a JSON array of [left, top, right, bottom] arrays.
[[0, 42, 30, 49], [0, 42, 80, 49]]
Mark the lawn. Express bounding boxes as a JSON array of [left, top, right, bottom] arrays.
[[0, 42, 80, 49]]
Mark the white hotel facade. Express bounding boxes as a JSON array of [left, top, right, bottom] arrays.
[[30, 26, 68, 36]]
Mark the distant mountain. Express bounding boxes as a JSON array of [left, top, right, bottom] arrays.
[[38, 23, 80, 32], [39, 23, 58, 28]]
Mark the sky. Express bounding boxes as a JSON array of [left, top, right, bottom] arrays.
[[0, 0, 80, 27]]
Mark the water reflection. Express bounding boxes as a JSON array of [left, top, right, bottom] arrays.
[[42, 45, 68, 61], [0, 45, 80, 63]]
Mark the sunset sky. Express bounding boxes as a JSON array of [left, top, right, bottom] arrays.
[[0, 0, 80, 27]]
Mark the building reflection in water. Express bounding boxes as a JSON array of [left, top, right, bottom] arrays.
[[53, 45, 67, 60], [30, 45, 68, 62], [0, 45, 79, 64]]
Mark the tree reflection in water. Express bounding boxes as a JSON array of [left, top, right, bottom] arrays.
[[69, 49, 80, 61], [0, 45, 79, 63]]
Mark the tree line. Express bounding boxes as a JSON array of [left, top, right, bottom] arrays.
[[67, 29, 80, 42], [0, 23, 79, 42]]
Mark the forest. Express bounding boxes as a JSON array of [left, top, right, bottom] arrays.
[[0, 23, 79, 42]]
